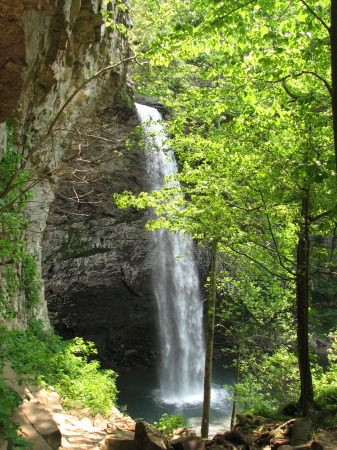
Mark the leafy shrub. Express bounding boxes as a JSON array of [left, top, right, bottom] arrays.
[[0, 121, 41, 320], [153, 413, 187, 437], [313, 332, 337, 420], [0, 367, 31, 449], [0, 319, 118, 416], [226, 348, 300, 419]]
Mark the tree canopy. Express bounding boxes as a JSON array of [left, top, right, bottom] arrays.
[[116, 0, 337, 426]]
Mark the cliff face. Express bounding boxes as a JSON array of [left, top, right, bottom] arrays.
[[41, 110, 159, 369], [1, 0, 159, 367]]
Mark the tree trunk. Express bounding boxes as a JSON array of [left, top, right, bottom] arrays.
[[330, 0, 337, 174], [296, 195, 314, 416], [230, 348, 241, 430], [201, 240, 218, 439]]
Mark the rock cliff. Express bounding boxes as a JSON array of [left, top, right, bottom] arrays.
[[42, 109, 159, 368], [0, 0, 160, 366]]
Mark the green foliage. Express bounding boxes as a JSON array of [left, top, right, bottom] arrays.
[[153, 413, 187, 437], [0, 320, 118, 416], [311, 274, 337, 334], [0, 367, 30, 449], [101, 0, 129, 36], [313, 333, 337, 419], [217, 257, 300, 418], [125, 0, 337, 415], [232, 349, 300, 414], [0, 122, 41, 320], [21, 253, 43, 308]]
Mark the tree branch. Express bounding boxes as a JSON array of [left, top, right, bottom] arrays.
[[293, 70, 332, 95], [225, 244, 295, 281], [262, 70, 332, 96], [309, 203, 337, 222], [300, 0, 330, 33], [196, 0, 258, 38], [46, 54, 139, 136], [282, 79, 301, 100], [259, 189, 297, 276], [0, 53, 142, 205]]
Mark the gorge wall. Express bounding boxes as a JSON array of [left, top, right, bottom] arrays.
[[41, 110, 159, 369], [0, 0, 159, 367]]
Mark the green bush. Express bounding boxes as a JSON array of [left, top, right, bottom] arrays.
[[0, 121, 41, 320], [226, 348, 300, 419], [0, 319, 118, 416], [0, 367, 31, 449], [153, 413, 187, 437], [314, 332, 337, 411]]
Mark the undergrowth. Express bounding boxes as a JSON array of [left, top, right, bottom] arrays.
[[153, 413, 187, 437], [0, 319, 118, 417], [0, 372, 30, 449], [0, 121, 41, 319]]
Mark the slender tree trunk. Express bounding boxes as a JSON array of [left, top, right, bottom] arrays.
[[296, 195, 314, 416], [230, 348, 241, 430], [201, 240, 218, 439], [330, 0, 337, 174]]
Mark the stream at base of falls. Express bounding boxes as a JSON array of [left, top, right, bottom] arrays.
[[117, 359, 235, 437]]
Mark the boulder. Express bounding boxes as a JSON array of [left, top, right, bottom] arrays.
[[94, 413, 109, 429], [291, 418, 312, 447], [172, 436, 206, 449], [20, 399, 62, 449], [292, 443, 312, 449], [212, 431, 249, 449], [311, 430, 337, 450], [270, 438, 292, 449], [205, 443, 235, 449], [270, 428, 292, 449], [12, 409, 54, 450], [103, 430, 135, 450], [235, 413, 277, 434], [133, 420, 168, 450], [172, 428, 196, 438]]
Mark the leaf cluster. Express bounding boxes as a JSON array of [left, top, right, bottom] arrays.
[[152, 413, 187, 437], [0, 369, 30, 449], [0, 123, 43, 321], [122, 0, 337, 415], [0, 319, 118, 416]]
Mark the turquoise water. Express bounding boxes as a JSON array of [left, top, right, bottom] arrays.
[[117, 359, 235, 436]]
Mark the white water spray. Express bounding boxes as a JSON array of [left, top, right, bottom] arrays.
[[136, 103, 205, 403]]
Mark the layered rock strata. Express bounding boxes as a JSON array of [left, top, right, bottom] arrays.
[[42, 108, 159, 368], [0, 0, 134, 331]]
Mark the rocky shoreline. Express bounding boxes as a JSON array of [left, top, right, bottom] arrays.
[[3, 361, 337, 450]]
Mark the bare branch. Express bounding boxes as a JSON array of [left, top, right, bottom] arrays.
[[57, 186, 102, 204], [46, 54, 139, 137], [0, 53, 142, 202], [58, 211, 91, 217]]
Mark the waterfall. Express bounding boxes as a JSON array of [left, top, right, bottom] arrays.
[[136, 103, 205, 403]]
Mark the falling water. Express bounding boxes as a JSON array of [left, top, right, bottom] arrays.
[[136, 103, 205, 403]]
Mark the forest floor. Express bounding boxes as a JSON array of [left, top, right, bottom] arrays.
[[2, 362, 135, 449]]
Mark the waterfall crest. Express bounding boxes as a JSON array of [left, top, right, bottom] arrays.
[[136, 103, 205, 403]]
